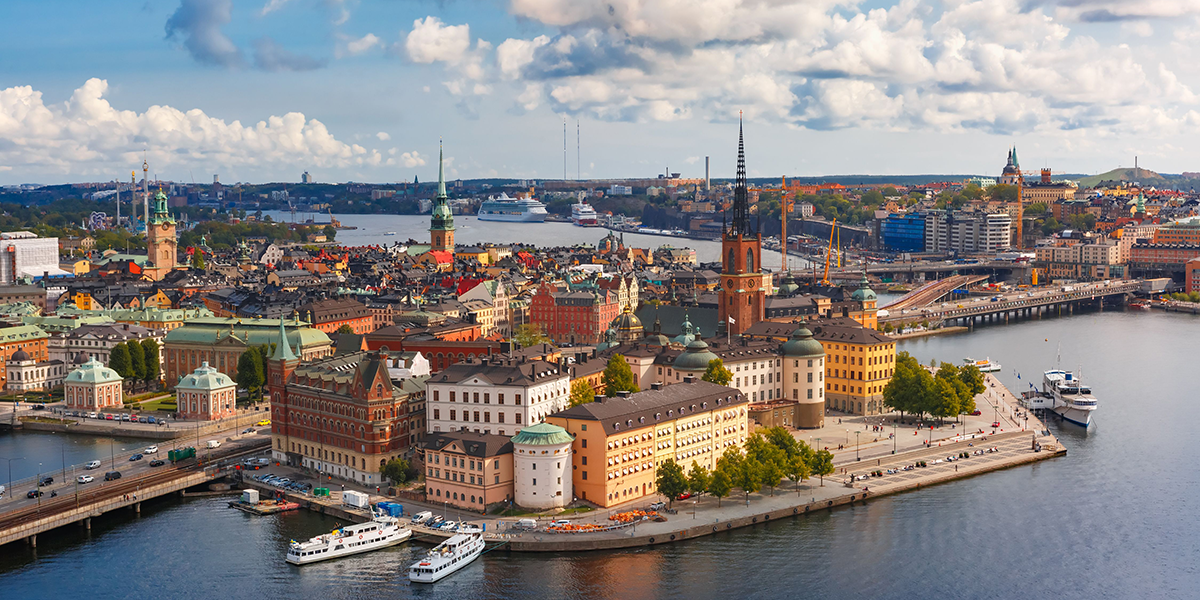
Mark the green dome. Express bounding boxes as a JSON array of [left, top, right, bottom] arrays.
[[645, 333, 669, 347], [512, 422, 575, 446], [673, 339, 718, 371], [65, 358, 122, 384], [780, 323, 824, 357], [850, 272, 876, 301], [778, 273, 800, 296], [176, 362, 234, 391]]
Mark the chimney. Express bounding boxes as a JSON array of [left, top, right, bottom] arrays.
[[616, 390, 631, 398], [683, 374, 696, 383], [593, 394, 605, 403], [650, 382, 664, 391]]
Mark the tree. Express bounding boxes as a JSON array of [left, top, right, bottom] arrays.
[[655, 459, 688, 507], [141, 339, 160, 382], [127, 338, 147, 381], [568, 378, 596, 407], [381, 458, 411, 484], [1024, 202, 1048, 217], [687, 461, 711, 496], [707, 469, 732, 507], [1041, 217, 1062, 235], [719, 447, 761, 503], [109, 343, 133, 379], [761, 458, 784, 496], [601, 354, 639, 397], [513, 323, 551, 348], [930, 378, 961, 424], [958, 364, 985, 417], [702, 358, 733, 386], [884, 352, 934, 419], [786, 453, 812, 494], [237, 349, 264, 402], [336, 324, 355, 335], [191, 249, 206, 269], [810, 449, 835, 486], [880, 186, 898, 197], [987, 183, 1018, 203]]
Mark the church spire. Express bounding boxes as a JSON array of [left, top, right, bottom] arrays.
[[271, 318, 298, 361], [728, 113, 751, 238], [436, 141, 447, 200]]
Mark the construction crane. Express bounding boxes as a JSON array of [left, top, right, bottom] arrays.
[[821, 218, 837, 285], [779, 176, 795, 273]]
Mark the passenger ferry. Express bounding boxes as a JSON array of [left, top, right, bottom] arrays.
[[477, 193, 548, 223], [962, 357, 1001, 373], [407, 527, 485, 583], [1021, 370, 1099, 428], [571, 200, 599, 226], [286, 512, 411, 565]]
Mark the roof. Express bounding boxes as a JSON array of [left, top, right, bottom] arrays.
[[175, 362, 235, 391], [430, 357, 566, 387], [0, 324, 48, 344], [511, 422, 575, 446], [811, 318, 894, 346], [780, 324, 825, 357], [424, 430, 512, 458], [550, 380, 744, 433], [65, 358, 122, 384], [163, 317, 331, 350]]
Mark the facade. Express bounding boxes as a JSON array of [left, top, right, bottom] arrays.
[[779, 323, 827, 428], [430, 147, 456, 253], [879, 212, 926, 253], [546, 378, 749, 508], [459, 280, 510, 337], [49, 323, 164, 370], [747, 399, 801, 429], [814, 319, 895, 416], [530, 284, 621, 345], [297, 297, 375, 335], [1186, 258, 1200, 293], [0, 325, 49, 390], [0, 232, 67, 284], [4, 349, 65, 392], [424, 357, 570, 437], [162, 316, 332, 385], [511, 422, 574, 509], [174, 362, 237, 421], [268, 322, 423, 485], [0, 285, 47, 311], [1152, 217, 1200, 246], [926, 211, 1011, 254], [719, 122, 770, 335], [144, 190, 178, 281], [64, 357, 124, 410], [1129, 243, 1200, 272], [423, 431, 514, 512]]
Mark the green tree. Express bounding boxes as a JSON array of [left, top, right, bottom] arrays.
[[809, 449, 835, 486], [880, 186, 898, 198], [109, 343, 133, 379], [702, 358, 733, 386], [987, 183, 1018, 202], [568, 378, 596, 407], [655, 459, 688, 507], [930, 378, 961, 424], [1024, 202, 1048, 217], [884, 352, 935, 418], [601, 354, 639, 397], [786, 453, 812, 494], [191, 249, 206, 269], [687, 461, 711, 496], [513, 323, 551, 348], [140, 339, 160, 382], [761, 457, 784, 496], [381, 458, 410, 484], [322, 225, 337, 241], [336, 324, 355, 335], [237, 349, 265, 401], [127, 338, 147, 380], [1041, 217, 1062, 235], [957, 364, 985, 417], [707, 469, 732, 507]]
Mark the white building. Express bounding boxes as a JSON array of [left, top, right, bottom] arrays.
[[175, 361, 236, 421], [925, 212, 1012, 254], [4, 349, 66, 392], [425, 357, 570, 437], [0, 232, 69, 284], [511, 422, 574, 509], [50, 323, 165, 371], [385, 351, 430, 380]]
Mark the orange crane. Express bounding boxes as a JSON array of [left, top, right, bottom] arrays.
[[821, 218, 837, 285]]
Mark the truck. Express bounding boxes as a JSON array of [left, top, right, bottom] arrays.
[[206, 440, 221, 449], [1062, 286, 1075, 293]]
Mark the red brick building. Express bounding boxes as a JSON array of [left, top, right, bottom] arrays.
[[1187, 257, 1200, 293], [297, 297, 376, 335], [530, 283, 620, 345], [719, 122, 770, 336], [1129, 243, 1200, 271]]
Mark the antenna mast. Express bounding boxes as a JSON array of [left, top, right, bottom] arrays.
[[563, 119, 568, 180], [577, 120, 581, 180]]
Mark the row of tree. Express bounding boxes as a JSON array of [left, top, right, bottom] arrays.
[[882, 352, 985, 422], [655, 427, 836, 508], [108, 339, 160, 387]]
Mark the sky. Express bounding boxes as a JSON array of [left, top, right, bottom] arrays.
[[4, 0, 1200, 185]]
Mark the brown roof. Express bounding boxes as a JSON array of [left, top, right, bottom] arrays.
[[550, 380, 745, 434], [424, 430, 513, 458], [810, 317, 893, 345], [298, 297, 371, 323]]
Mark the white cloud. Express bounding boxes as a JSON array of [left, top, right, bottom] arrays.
[[400, 151, 426, 168], [405, 17, 471, 64], [0, 78, 381, 177], [376, 131, 390, 141], [341, 33, 381, 57], [259, 0, 291, 16]]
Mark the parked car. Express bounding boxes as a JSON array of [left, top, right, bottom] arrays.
[[144, 445, 159, 454], [104, 414, 114, 420], [32, 404, 45, 411], [76, 475, 94, 484], [88, 412, 97, 418], [129, 453, 143, 461], [85, 460, 102, 470], [242, 427, 255, 434], [147, 416, 157, 424], [104, 471, 122, 481], [255, 419, 271, 426], [551, 519, 571, 527], [649, 501, 666, 511], [411, 511, 433, 524], [38, 476, 54, 487]]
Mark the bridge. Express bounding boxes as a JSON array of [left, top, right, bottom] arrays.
[[0, 438, 269, 548], [825, 260, 1033, 283], [884, 275, 990, 311], [880, 281, 1141, 327]]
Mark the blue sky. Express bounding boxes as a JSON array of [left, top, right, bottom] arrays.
[[4, 0, 1200, 185]]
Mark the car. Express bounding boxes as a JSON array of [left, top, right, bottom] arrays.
[[149, 459, 165, 467], [104, 471, 122, 481], [85, 460, 102, 470], [76, 475, 94, 484], [32, 404, 45, 411], [256, 419, 271, 427], [242, 427, 255, 434], [147, 416, 157, 424], [145, 445, 159, 454], [27, 490, 43, 498], [991, 422, 1001, 428], [38, 476, 54, 486], [970, 410, 982, 416], [129, 453, 143, 461], [104, 414, 114, 420], [137, 417, 148, 423], [428, 515, 445, 526], [676, 492, 692, 500], [649, 501, 666, 511], [88, 412, 97, 418], [120, 414, 130, 421], [551, 519, 571, 527]]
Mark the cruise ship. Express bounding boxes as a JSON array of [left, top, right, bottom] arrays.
[[286, 512, 411, 565], [572, 200, 599, 226], [477, 193, 548, 223], [407, 527, 485, 583], [962, 357, 1001, 373], [1021, 369, 1099, 427]]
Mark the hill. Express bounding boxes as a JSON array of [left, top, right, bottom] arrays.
[[1075, 167, 1169, 188]]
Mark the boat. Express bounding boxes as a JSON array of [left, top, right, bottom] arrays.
[[1021, 369, 1098, 427], [384, 231, 397, 236], [962, 357, 1001, 373], [1129, 299, 1151, 310], [571, 200, 599, 227], [286, 511, 411, 565], [477, 193, 548, 222], [407, 527, 485, 583]]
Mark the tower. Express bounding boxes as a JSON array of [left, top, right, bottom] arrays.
[[266, 319, 300, 465], [429, 144, 456, 253], [142, 156, 150, 227], [145, 188, 177, 281], [718, 117, 768, 336]]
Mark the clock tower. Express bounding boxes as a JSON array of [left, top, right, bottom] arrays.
[[429, 144, 456, 253], [145, 188, 177, 281], [719, 118, 768, 336]]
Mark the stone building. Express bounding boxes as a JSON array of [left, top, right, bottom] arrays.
[[175, 361, 237, 421], [64, 356, 123, 411], [511, 422, 574, 509], [422, 430, 513, 513]]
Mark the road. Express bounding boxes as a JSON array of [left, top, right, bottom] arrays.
[[882, 280, 1138, 323]]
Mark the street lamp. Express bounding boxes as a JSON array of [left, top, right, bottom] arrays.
[[855, 431, 861, 461], [1, 456, 23, 502], [892, 422, 897, 454], [36, 462, 42, 509]]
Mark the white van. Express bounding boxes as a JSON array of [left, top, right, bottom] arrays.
[[514, 518, 537, 530], [85, 460, 102, 470], [411, 510, 433, 524], [206, 440, 221, 449]]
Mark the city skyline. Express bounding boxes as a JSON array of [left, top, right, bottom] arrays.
[[5, 0, 1200, 184]]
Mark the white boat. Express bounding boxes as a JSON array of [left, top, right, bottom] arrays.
[[962, 357, 1001, 373], [407, 527, 485, 583], [384, 231, 397, 236], [286, 512, 411, 565], [1022, 370, 1098, 427], [571, 201, 599, 226], [477, 193, 548, 222]]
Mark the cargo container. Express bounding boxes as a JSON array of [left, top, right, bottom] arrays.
[[342, 490, 369, 509]]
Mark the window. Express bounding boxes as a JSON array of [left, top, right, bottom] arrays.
[[450, 410, 456, 420], [433, 390, 439, 401], [434, 409, 440, 419], [484, 393, 490, 404], [450, 391, 456, 401], [498, 412, 505, 423], [581, 424, 587, 431], [516, 413, 522, 424], [581, 456, 587, 465], [498, 393, 504, 404], [581, 438, 587, 448], [484, 412, 491, 423], [582, 471, 588, 480]]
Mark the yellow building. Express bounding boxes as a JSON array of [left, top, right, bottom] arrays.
[[813, 318, 895, 416], [455, 246, 490, 265], [546, 378, 748, 508]]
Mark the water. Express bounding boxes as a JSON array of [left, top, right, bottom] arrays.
[[2, 307, 1197, 599], [266, 212, 806, 271], [0, 429, 147, 485]]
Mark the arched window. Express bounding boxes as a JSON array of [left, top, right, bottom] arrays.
[[746, 248, 754, 271], [727, 248, 736, 271]]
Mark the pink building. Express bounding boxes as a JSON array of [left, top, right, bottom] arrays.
[[175, 361, 237, 421], [64, 356, 124, 411]]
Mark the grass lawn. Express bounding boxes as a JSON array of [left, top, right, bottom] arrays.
[[141, 397, 178, 412]]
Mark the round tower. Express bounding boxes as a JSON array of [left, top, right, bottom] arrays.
[[512, 423, 575, 509]]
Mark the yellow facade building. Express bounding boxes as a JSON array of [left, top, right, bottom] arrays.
[[814, 318, 895, 416]]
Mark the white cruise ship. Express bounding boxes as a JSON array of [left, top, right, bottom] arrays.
[[963, 357, 1001, 373], [408, 527, 485, 583], [477, 193, 548, 222], [286, 512, 411, 565], [1022, 370, 1098, 427], [571, 200, 599, 226]]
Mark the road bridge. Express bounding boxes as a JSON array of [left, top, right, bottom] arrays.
[[880, 281, 1140, 328], [884, 275, 991, 310], [826, 260, 1033, 283]]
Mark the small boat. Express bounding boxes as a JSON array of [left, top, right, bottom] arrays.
[[1128, 300, 1150, 310], [384, 231, 397, 236], [408, 527, 485, 583], [962, 357, 1001, 373], [287, 511, 411, 565]]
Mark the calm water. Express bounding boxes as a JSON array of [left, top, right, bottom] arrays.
[[1, 307, 1197, 599], [0, 430, 147, 486]]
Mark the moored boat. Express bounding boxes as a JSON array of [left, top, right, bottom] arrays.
[[477, 193, 549, 222], [571, 201, 599, 226], [287, 511, 411, 565], [962, 357, 1001, 373], [407, 527, 485, 583]]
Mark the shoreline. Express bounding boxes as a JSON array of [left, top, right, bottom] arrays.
[[887, 326, 969, 340]]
